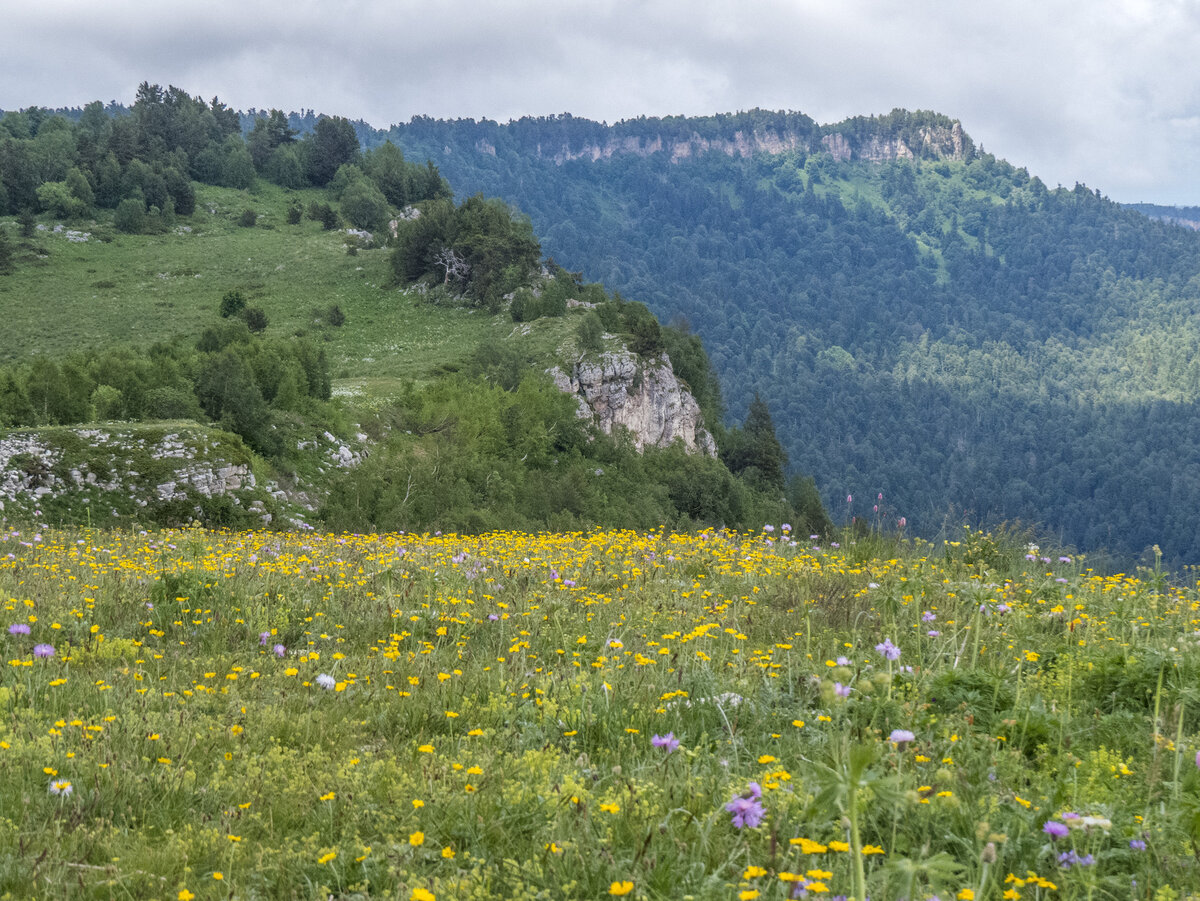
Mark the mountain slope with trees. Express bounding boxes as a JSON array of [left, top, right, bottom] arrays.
[[0, 85, 830, 536], [348, 110, 1200, 564]]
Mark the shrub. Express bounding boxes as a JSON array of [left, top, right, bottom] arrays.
[[238, 208, 258, 228], [219, 289, 247, 318], [113, 198, 146, 234], [242, 307, 269, 333]]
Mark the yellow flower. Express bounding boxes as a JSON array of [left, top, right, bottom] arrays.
[[739, 891, 760, 900], [178, 892, 195, 901], [861, 844, 885, 855], [441, 846, 455, 859], [318, 850, 336, 864], [212, 873, 224, 880], [828, 841, 850, 852], [600, 802, 620, 814], [418, 744, 434, 754], [411, 889, 436, 901], [409, 831, 425, 846], [958, 890, 975, 900], [609, 881, 634, 896], [743, 865, 767, 878], [791, 837, 827, 854]]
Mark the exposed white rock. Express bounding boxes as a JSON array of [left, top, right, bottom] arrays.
[[548, 350, 716, 456]]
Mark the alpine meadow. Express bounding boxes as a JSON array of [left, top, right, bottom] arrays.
[[3, 84, 1200, 900]]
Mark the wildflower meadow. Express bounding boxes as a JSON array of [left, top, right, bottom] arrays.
[[3, 524, 1200, 900]]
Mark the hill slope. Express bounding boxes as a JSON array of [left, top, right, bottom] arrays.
[[367, 110, 1200, 563], [0, 91, 830, 535]]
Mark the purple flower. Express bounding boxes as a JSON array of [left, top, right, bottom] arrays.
[[1043, 821, 1069, 839], [259, 631, 271, 645], [651, 733, 680, 753], [888, 729, 915, 744], [8, 623, 31, 636], [1057, 849, 1094, 868], [725, 793, 766, 828], [273, 644, 286, 657], [921, 611, 936, 622], [1059, 556, 1072, 564], [927, 630, 941, 637], [33, 643, 55, 658], [836, 656, 851, 666], [747, 781, 762, 799], [875, 638, 901, 662], [834, 682, 851, 697], [1130, 838, 1146, 851]]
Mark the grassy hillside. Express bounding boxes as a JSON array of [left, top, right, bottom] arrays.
[[0, 183, 514, 393]]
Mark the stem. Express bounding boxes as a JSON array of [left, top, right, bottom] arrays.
[[848, 789, 867, 901]]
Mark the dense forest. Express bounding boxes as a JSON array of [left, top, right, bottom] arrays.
[[0, 85, 831, 537], [330, 111, 1200, 564]]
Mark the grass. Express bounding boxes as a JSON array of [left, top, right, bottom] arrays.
[[0, 184, 588, 395], [2, 524, 1200, 899]]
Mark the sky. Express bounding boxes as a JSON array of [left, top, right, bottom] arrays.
[[4, 0, 1200, 205]]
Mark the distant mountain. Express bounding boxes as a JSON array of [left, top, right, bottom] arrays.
[[355, 109, 1200, 564], [1127, 203, 1200, 230]]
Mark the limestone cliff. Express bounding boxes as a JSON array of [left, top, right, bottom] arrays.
[[529, 120, 968, 166], [547, 351, 717, 456]]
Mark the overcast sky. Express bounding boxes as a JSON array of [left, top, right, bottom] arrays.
[[4, 0, 1199, 205]]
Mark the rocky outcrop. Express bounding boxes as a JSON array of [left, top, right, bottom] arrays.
[[533, 121, 968, 167], [548, 351, 717, 456], [0, 425, 276, 527]]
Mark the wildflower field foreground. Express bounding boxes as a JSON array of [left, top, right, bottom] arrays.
[[3, 526, 1200, 901]]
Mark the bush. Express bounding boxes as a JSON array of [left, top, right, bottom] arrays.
[[219, 289, 247, 318], [577, 311, 605, 353], [114, 198, 146, 234], [286, 203, 303, 225], [242, 307, 269, 333], [238, 208, 258, 228]]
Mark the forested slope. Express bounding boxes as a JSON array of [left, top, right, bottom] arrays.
[[361, 111, 1200, 564]]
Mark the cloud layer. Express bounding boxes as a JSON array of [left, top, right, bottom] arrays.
[[4, 0, 1199, 203]]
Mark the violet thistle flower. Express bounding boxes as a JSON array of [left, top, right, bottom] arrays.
[[33, 643, 55, 658], [725, 787, 766, 828], [8, 623, 31, 635], [875, 638, 901, 661], [651, 733, 680, 753], [1043, 821, 1069, 839]]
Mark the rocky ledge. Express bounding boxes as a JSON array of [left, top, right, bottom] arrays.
[[548, 351, 717, 456]]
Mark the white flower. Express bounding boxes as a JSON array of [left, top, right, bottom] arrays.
[[316, 673, 336, 690], [48, 779, 73, 796]]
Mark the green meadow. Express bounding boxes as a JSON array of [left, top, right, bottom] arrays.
[[3, 525, 1200, 900]]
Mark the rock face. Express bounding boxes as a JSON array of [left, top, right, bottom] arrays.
[[532, 121, 968, 167], [548, 351, 717, 456]]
